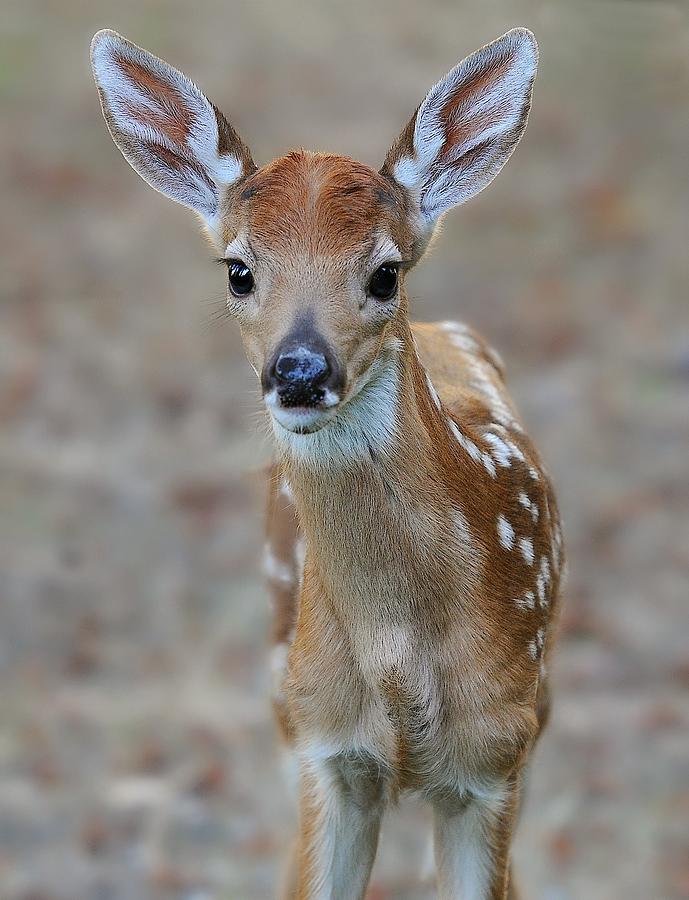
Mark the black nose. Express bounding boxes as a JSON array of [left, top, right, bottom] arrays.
[[265, 341, 338, 409], [274, 346, 330, 388]]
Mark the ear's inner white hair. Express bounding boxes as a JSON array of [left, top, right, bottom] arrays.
[[386, 28, 538, 228], [91, 29, 250, 234]]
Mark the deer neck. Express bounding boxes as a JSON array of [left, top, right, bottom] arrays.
[[272, 319, 476, 627]]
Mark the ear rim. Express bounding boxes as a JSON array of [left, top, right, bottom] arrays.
[[90, 29, 255, 237], [381, 27, 538, 230]]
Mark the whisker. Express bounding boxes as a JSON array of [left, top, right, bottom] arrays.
[[204, 305, 231, 319], [198, 294, 229, 306], [201, 308, 233, 331]]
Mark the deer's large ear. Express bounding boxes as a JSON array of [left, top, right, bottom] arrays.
[[91, 29, 255, 237], [381, 28, 537, 235]]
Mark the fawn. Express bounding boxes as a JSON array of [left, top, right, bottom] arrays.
[[92, 26, 564, 899]]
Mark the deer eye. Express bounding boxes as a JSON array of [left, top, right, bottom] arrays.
[[227, 260, 254, 296], [368, 264, 399, 301]]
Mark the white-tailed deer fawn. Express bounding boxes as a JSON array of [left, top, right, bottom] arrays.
[[92, 26, 563, 899]]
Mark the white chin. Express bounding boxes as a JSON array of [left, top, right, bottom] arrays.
[[269, 405, 336, 434]]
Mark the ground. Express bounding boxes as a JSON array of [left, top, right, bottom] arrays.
[[0, 1, 688, 898]]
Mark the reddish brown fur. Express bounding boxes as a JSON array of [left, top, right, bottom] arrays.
[[120, 97, 190, 145], [441, 58, 511, 153], [116, 55, 187, 109], [226, 150, 411, 256]]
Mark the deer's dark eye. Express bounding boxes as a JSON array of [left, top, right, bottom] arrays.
[[368, 264, 399, 301], [227, 260, 254, 296]]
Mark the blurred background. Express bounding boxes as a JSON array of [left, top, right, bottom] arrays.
[[1, 0, 688, 898]]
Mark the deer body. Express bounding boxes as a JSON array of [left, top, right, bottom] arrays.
[[268, 317, 561, 897], [92, 26, 563, 898]]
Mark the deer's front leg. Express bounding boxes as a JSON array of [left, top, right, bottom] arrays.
[[294, 752, 385, 900], [432, 776, 522, 900]]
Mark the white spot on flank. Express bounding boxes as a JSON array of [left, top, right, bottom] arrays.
[[465, 355, 516, 426], [438, 320, 467, 333], [485, 344, 505, 373], [484, 432, 513, 468], [448, 419, 482, 463], [262, 545, 294, 586], [551, 522, 562, 569], [453, 506, 472, 536], [519, 537, 535, 566], [451, 507, 480, 571], [496, 515, 515, 550], [541, 556, 551, 586], [528, 639, 538, 661], [505, 440, 525, 463], [482, 453, 497, 479], [515, 590, 535, 611], [425, 371, 442, 409], [529, 466, 540, 481], [449, 332, 480, 353], [537, 556, 551, 607]]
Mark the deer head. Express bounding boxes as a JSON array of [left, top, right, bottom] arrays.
[[91, 28, 537, 439]]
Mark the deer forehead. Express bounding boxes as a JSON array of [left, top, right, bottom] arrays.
[[223, 150, 413, 261]]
